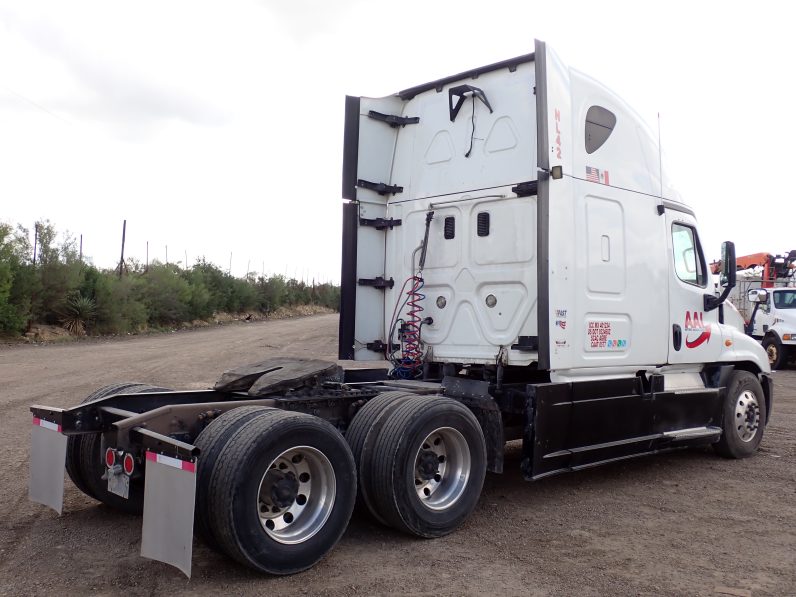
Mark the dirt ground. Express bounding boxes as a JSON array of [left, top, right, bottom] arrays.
[[0, 314, 794, 596]]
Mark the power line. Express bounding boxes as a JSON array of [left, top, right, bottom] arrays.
[[0, 85, 75, 125]]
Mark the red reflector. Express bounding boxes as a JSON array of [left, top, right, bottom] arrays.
[[105, 448, 116, 468], [123, 453, 135, 476]]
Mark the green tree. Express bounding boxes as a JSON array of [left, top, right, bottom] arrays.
[[94, 274, 148, 334], [137, 262, 192, 325], [0, 223, 34, 333]]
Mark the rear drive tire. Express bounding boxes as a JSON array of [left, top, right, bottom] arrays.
[[207, 410, 356, 575], [367, 396, 486, 538], [345, 391, 414, 520], [74, 383, 170, 514], [714, 370, 767, 459], [66, 382, 142, 499], [346, 391, 416, 466], [193, 406, 278, 549], [65, 382, 168, 506], [762, 336, 786, 369]]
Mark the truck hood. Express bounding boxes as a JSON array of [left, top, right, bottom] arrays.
[[720, 323, 772, 373]]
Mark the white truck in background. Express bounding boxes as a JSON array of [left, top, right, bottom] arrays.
[[29, 40, 772, 578], [714, 251, 796, 368], [747, 287, 796, 369]]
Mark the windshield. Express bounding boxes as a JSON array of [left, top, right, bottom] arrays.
[[773, 290, 796, 309]]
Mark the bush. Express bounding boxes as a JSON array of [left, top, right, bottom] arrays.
[[137, 263, 192, 325], [0, 220, 341, 337], [58, 293, 96, 336], [94, 275, 149, 334], [0, 223, 34, 334]]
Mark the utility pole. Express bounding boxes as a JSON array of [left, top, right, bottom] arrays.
[[118, 220, 126, 279], [32, 223, 38, 266], [79, 234, 83, 262]]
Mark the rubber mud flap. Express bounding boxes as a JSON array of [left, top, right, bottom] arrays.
[[141, 451, 197, 578], [29, 418, 68, 514]]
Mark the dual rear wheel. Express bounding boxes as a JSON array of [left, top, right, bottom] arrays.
[[194, 408, 356, 575], [346, 393, 487, 538], [193, 392, 487, 575]]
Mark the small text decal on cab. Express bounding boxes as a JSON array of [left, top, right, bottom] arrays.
[[684, 311, 711, 348]]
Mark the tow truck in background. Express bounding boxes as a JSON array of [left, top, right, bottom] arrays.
[[712, 251, 796, 368], [28, 40, 772, 578]]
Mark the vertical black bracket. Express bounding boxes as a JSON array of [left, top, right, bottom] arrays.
[[449, 84, 494, 122]]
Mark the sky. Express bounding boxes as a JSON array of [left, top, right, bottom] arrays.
[[1, 0, 795, 282]]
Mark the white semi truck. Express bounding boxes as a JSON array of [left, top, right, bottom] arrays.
[[29, 40, 772, 578]]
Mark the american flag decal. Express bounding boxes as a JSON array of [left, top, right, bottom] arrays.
[[586, 166, 610, 185]]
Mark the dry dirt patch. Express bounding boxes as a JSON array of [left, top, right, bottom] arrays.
[[0, 314, 794, 596]]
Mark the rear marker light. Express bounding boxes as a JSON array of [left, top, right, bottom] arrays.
[[123, 453, 135, 476], [105, 448, 116, 468]]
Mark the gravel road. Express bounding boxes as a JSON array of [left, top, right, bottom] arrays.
[[1, 314, 794, 596]]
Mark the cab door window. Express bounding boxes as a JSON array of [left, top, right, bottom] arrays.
[[671, 223, 707, 287], [774, 290, 796, 309]]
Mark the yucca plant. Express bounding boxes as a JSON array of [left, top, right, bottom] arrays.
[[59, 293, 96, 336]]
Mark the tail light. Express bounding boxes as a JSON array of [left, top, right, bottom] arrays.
[[105, 447, 116, 468], [123, 453, 135, 476]]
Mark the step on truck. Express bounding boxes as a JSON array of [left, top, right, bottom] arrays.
[[29, 40, 773, 577]]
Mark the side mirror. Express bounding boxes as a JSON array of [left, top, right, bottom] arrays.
[[747, 288, 769, 304], [720, 241, 736, 288], [705, 241, 737, 312]]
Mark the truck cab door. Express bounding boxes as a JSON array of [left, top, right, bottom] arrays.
[[665, 207, 722, 364], [752, 298, 774, 337]]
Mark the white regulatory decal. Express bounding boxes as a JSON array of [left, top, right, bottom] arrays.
[[145, 451, 196, 473], [32, 417, 61, 433]]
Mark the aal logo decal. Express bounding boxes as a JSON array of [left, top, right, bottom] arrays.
[[684, 311, 711, 348]]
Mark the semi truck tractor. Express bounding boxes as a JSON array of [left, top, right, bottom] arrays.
[[29, 40, 772, 578]]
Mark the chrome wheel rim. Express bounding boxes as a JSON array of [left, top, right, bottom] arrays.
[[766, 344, 778, 365], [413, 427, 471, 511], [734, 390, 760, 443], [257, 446, 335, 545]]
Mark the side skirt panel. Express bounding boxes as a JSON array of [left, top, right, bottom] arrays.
[[524, 377, 722, 480]]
